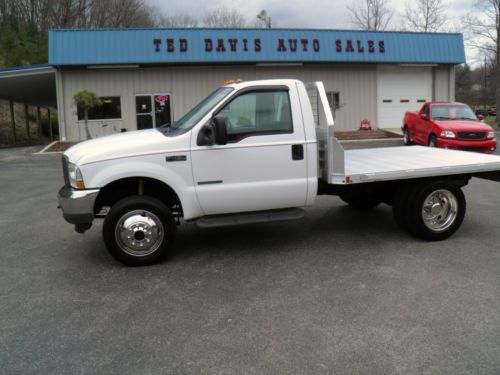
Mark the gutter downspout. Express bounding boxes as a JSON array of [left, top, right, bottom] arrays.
[[55, 68, 67, 141]]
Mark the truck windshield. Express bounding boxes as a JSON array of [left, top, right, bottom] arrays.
[[158, 87, 234, 136], [431, 105, 477, 121]]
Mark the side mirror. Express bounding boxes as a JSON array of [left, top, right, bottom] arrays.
[[478, 114, 485, 121], [212, 116, 228, 145], [196, 116, 228, 146], [197, 123, 215, 146], [420, 113, 428, 120]]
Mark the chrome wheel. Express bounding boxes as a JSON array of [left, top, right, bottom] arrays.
[[421, 189, 458, 233], [429, 136, 437, 147], [115, 210, 164, 257]]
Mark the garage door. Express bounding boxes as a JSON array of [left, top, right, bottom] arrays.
[[377, 66, 432, 129]]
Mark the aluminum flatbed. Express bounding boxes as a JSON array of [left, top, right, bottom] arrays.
[[331, 146, 500, 185], [308, 82, 500, 186]]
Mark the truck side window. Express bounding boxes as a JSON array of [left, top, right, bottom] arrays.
[[218, 90, 293, 142], [422, 105, 430, 117]]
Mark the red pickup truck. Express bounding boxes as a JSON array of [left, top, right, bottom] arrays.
[[403, 102, 496, 154]]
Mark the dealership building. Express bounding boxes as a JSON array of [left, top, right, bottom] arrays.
[[0, 28, 466, 141]]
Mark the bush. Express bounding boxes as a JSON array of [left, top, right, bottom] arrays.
[[40, 114, 59, 138]]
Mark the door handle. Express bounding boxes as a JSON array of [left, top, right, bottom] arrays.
[[291, 144, 304, 160]]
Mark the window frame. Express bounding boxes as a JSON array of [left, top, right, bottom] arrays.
[[326, 91, 340, 110], [76, 95, 123, 121], [213, 86, 293, 144]]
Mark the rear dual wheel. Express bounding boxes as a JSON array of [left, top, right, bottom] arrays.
[[392, 180, 466, 241]]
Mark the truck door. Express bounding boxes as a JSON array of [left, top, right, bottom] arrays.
[[415, 104, 430, 143], [191, 86, 308, 215]]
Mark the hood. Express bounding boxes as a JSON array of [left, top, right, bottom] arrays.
[[434, 119, 494, 132], [65, 129, 190, 165]]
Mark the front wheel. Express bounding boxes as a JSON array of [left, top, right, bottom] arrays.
[[406, 180, 466, 241], [403, 127, 412, 145], [103, 195, 175, 266], [428, 134, 437, 148]]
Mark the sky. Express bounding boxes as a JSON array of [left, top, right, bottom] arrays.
[[146, 0, 482, 64]]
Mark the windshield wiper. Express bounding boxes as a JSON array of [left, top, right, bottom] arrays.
[[433, 117, 450, 120]]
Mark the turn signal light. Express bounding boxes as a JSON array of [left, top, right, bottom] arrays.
[[224, 79, 243, 85]]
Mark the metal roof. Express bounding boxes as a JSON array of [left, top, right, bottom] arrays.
[[0, 65, 56, 107], [49, 28, 465, 66]]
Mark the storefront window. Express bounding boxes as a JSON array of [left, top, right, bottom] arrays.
[[77, 96, 121, 120]]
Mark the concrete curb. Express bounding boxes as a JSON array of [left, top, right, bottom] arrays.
[[33, 141, 62, 155], [340, 138, 402, 143]]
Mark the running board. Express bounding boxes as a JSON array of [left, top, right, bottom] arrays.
[[195, 208, 305, 228]]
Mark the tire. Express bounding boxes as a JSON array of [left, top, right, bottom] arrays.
[[403, 127, 412, 145], [339, 193, 381, 210], [103, 195, 175, 266], [428, 134, 437, 148], [406, 180, 466, 241]]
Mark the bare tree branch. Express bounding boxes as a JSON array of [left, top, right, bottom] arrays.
[[348, 0, 393, 31], [203, 7, 247, 28], [403, 0, 448, 32]]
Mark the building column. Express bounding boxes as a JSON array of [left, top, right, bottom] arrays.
[[24, 104, 31, 145], [9, 100, 16, 145]]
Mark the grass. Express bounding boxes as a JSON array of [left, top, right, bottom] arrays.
[[484, 115, 497, 128]]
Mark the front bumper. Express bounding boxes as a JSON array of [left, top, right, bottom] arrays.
[[436, 138, 497, 154], [57, 186, 100, 225]]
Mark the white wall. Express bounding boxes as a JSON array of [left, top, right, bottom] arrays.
[[60, 64, 378, 140]]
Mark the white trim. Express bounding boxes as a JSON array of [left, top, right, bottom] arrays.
[[0, 66, 55, 78]]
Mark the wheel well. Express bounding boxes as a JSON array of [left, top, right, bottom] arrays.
[[94, 177, 183, 217]]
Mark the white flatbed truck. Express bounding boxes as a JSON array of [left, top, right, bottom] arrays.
[[58, 79, 500, 266]]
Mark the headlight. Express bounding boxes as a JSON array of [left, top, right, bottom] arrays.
[[68, 162, 85, 189], [487, 131, 495, 139], [440, 131, 456, 138]]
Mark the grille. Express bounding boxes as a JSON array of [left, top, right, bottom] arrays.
[[62, 156, 70, 186], [457, 132, 485, 140], [458, 146, 489, 153]]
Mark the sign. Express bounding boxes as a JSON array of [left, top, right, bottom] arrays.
[[48, 29, 466, 65], [152, 37, 385, 55], [155, 95, 169, 103]]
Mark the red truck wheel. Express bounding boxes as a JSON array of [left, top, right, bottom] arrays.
[[403, 127, 412, 145], [428, 135, 437, 147]]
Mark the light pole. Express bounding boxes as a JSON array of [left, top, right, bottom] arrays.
[[257, 10, 272, 28]]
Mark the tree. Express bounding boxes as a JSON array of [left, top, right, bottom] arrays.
[[348, 0, 393, 31], [403, 0, 448, 32], [463, 0, 500, 126], [155, 14, 198, 28], [74, 91, 102, 140], [203, 7, 247, 28]]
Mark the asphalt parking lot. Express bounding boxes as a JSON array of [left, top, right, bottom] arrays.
[[1, 143, 500, 374]]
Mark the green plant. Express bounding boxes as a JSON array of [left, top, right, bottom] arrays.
[[40, 114, 59, 139], [74, 91, 102, 140]]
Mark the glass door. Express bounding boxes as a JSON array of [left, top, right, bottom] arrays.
[[153, 94, 172, 127], [136, 95, 153, 130], [135, 94, 172, 130]]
